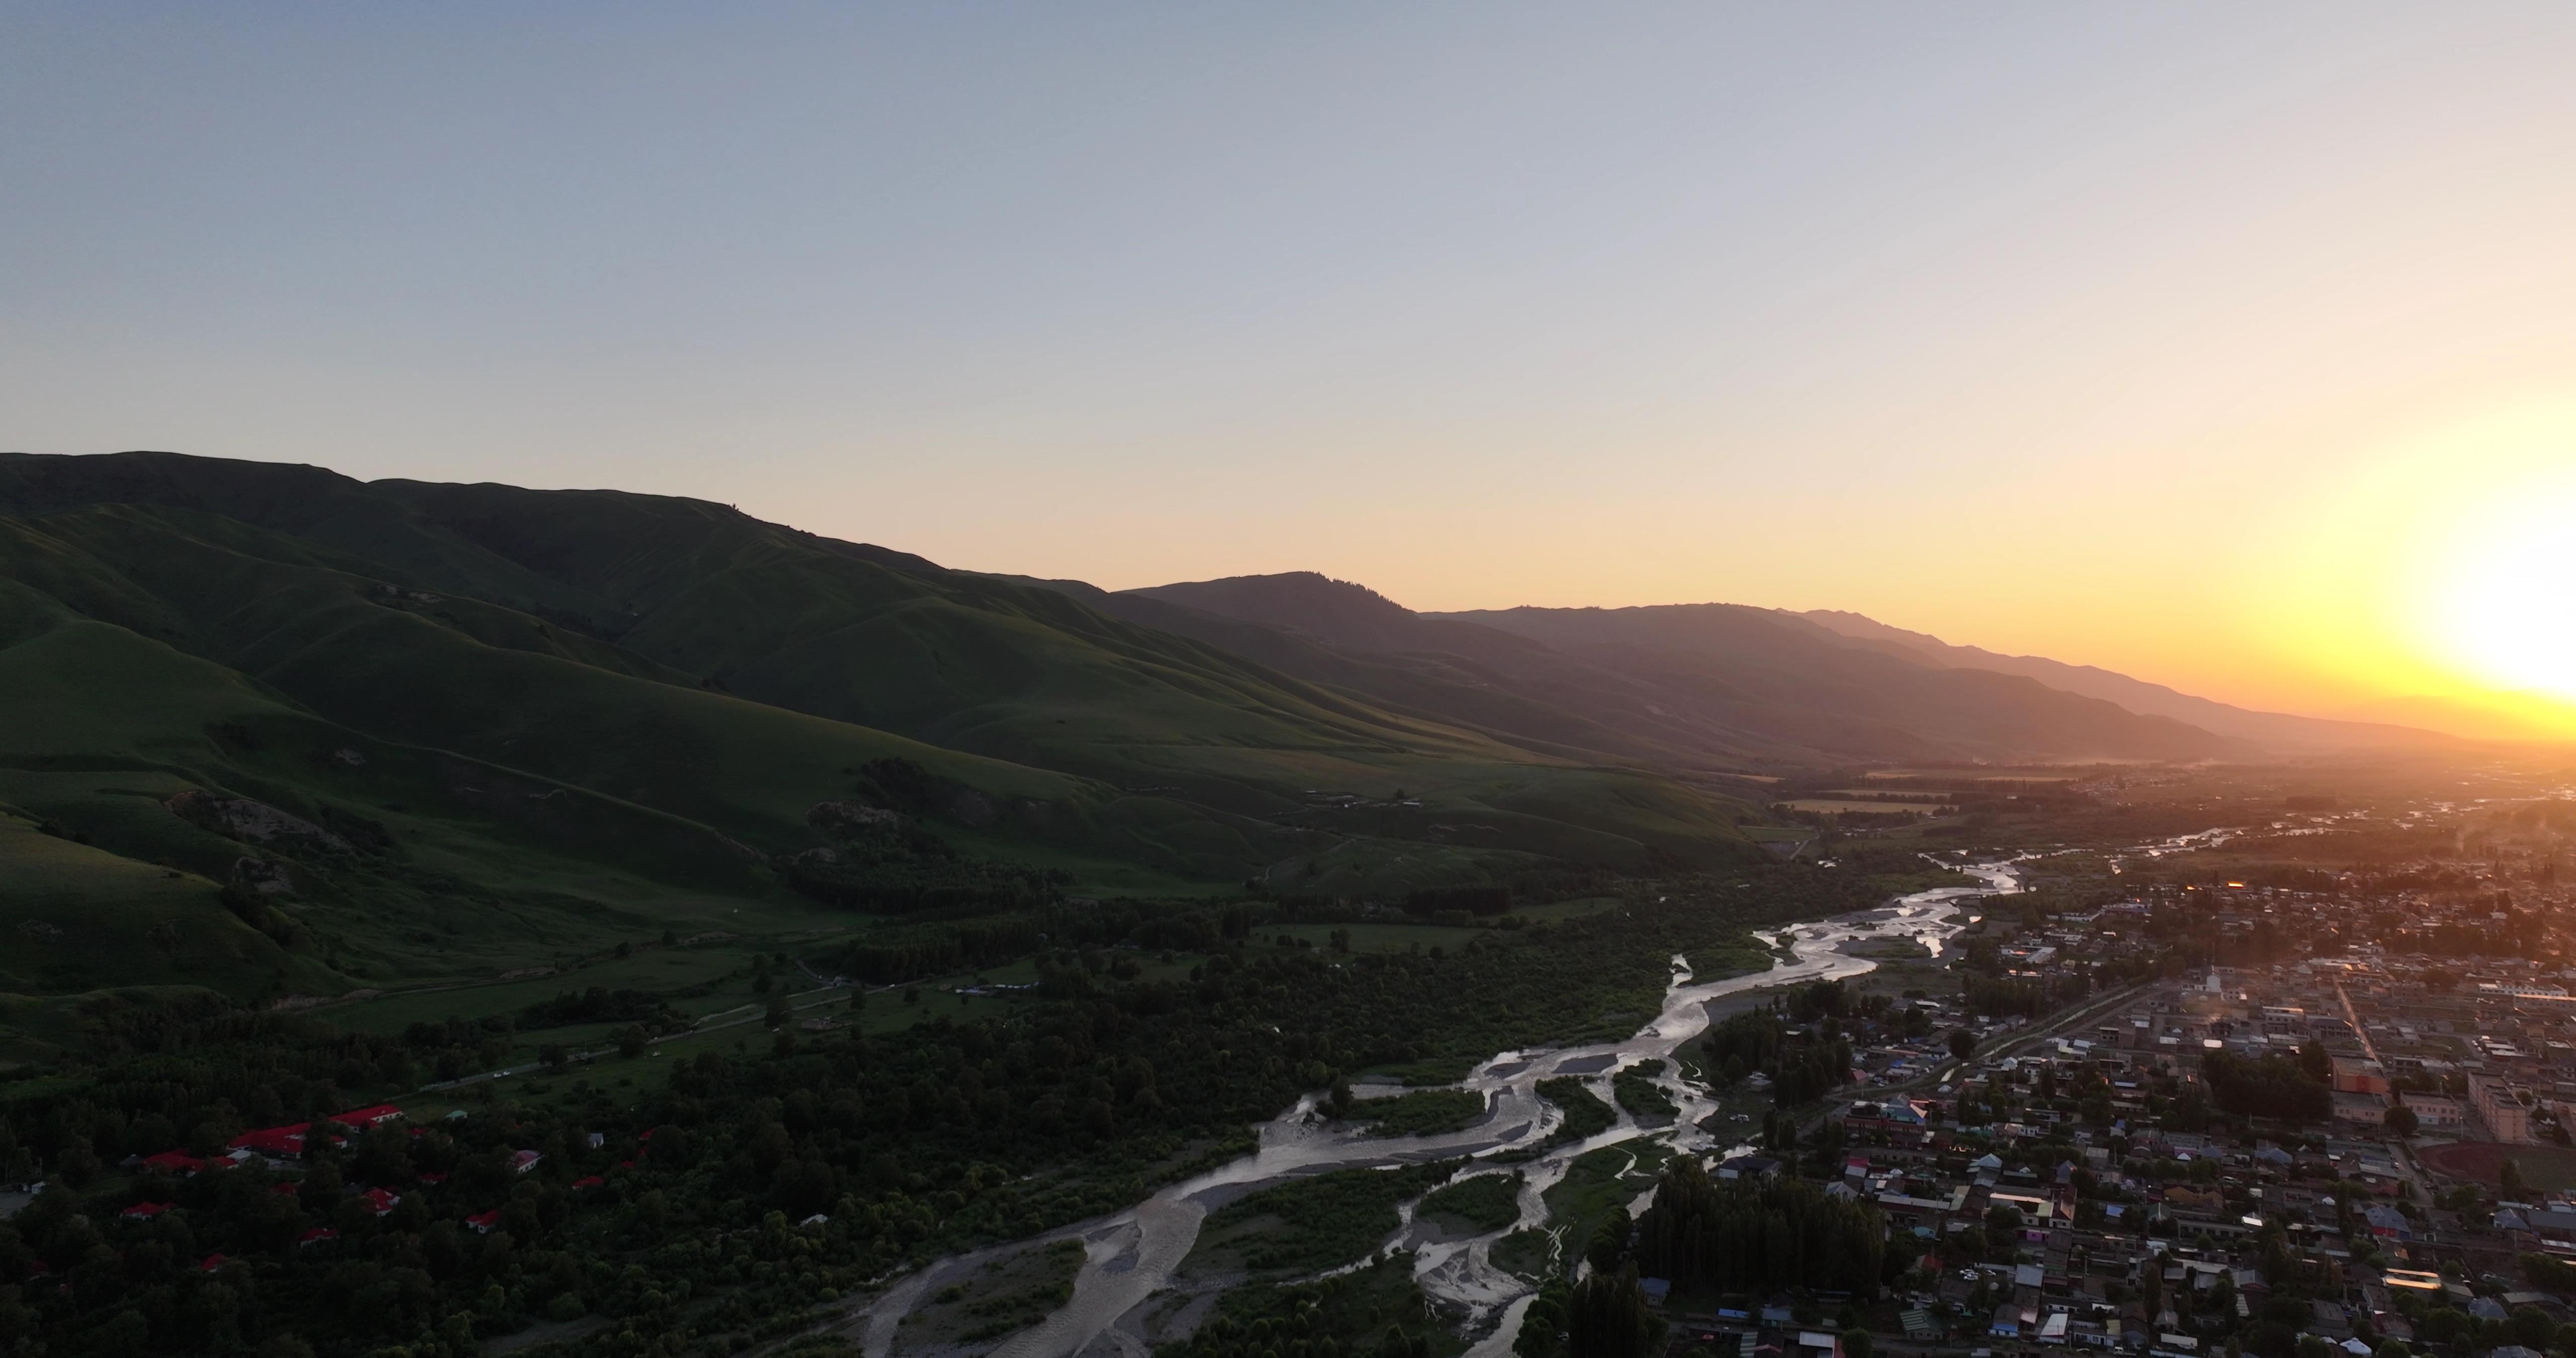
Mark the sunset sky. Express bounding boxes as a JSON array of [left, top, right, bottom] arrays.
[[8, 4, 2576, 736]]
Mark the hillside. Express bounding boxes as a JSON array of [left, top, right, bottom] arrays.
[[0, 454, 1765, 999], [1128, 573, 2236, 764], [1798, 609, 2457, 752]]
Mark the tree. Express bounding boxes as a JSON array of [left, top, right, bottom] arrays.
[[1844, 1331, 1875, 1358], [2523, 1252, 2576, 1292], [2384, 1105, 2419, 1136], [1948, 1030, 1978, 1061], [765, 994, 794, 1028], [615, 1025, 648, 1059], [2504, 1156, 2531, 1203], [2418, 1309, 2471, 1347], [1586, 1206, 1633, 1274], [1566, 1262, 1655, 1358]]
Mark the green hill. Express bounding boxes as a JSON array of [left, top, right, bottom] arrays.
[[0, 452, 1762, 1003]]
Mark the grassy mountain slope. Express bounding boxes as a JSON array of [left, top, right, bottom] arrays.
[[995, 572, 1696, 766], [1447, 602, 2234, 762], [1126, 572, 2235, 764], [1125, 574, 1831, 766], [0, 583, 780, 995], [0, 454, 1766, 1004], [1797, 608, 2457, 752]]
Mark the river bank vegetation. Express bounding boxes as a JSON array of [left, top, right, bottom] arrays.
[[0, 863, 1947, 1356]]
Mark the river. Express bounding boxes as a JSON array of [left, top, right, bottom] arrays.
[[836, 863, 2022, 1358]]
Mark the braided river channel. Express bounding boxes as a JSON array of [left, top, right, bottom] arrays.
[[830, 863, 2022, 1358]]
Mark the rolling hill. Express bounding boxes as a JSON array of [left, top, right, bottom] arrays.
[[1124, 572, 2238, 765], [1797, 609, 2457, 752], [0, 453, 1767, 999]]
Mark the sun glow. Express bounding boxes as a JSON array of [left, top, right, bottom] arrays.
[[2240, 402, 2576, 736], [2428, 482, 2576, 701]]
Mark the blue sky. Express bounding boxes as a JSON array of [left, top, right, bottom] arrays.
[[9, 4, 2576, 713]]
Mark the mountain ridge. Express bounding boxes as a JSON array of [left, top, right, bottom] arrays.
[[1794, 608, 2458, 751]]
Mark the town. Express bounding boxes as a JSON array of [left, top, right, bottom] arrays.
[[1643, 847, 2576, 1358]]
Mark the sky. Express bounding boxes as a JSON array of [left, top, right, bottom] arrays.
[[8, 4, 2576, 734]]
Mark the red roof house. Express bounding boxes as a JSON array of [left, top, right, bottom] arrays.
[[230, 1123, 311, 1157], [361, 1187, 401, 1216], [198, 1253, 229, 1274], [332, 1104, 406, 1129], [298, 1227, 340, 1246], [120, 1202, 174, 1221], [140, 1150, 208, 1175], [571, 1175, 603, 1191], [465, 1210, 502, 1234]]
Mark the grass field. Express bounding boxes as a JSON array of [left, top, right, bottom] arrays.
[[1514, 897, 1622, 923], [1276, 922, 1482, 955], [1539, 1142, 1668, 1277], [1535, 1076, 1616, 1141], [0, 806, 327, 997], [1491, 1227, 1553, 1281], [1184, 1162, 1457, 1279], [2418, 1141, 2576, 1191], [895, 1239, 1083, 1349], [1416, 1171, 1522, 1234], [1353, 1088, 1486, 1137]]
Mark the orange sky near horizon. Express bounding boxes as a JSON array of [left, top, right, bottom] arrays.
[[11, 6, 2576, 741]]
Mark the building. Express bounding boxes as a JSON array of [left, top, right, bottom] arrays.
[[2402, 1094, 2465, 1129], [2330, 1059, 2390, 1097], [2471, 1075, 2535, 1145]]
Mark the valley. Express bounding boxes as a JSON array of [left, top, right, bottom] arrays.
[[0, 452, 2535, 1358]]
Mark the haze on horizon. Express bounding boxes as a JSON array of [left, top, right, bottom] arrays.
[[8, 4, 2576, 738]]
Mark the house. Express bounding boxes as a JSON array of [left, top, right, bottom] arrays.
[[1641, 1278, 1674, 1308], [510, 1150, 543, 1174], [140, 1150, 209, 1175], [297, 1227, 339, 1246], [230, 1123, 313, 1157], [1795, 1332, 1840, 1358], [361, 1188, 400, 1216], [572, 1175, 604, 1191], [2406, 1095, 2466, 1128], [1992, 1192, 2056, 1233], [120, 1201, 173, 1221], [198, 1253, 229, 1274], [332, 1104, 405, 1129], [1718, 1155, 1782, 1181], [465, 1210, 502, 1234]]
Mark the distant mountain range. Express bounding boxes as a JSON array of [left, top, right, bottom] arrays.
[[0, 451, 2472, 997], [1792, 610, 2455, 752], [1090, 572, 2454, 765]]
